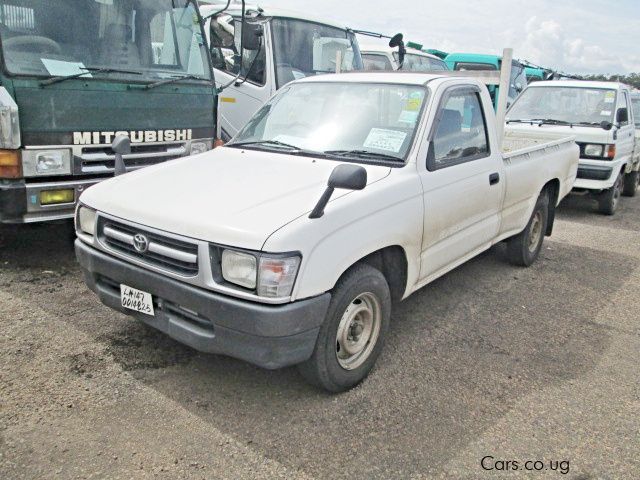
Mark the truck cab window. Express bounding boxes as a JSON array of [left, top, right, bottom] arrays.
[[362, 54, 392, 71], [210, 17, 266, 86], [431, 90, 489, 168]]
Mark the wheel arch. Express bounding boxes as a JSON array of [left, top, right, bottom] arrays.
[[543, 178, 560, 236]]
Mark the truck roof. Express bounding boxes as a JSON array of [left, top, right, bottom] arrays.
[[199, 3, 351, 31], [525, 80, 629, 90], [293, 71, 464, 86]]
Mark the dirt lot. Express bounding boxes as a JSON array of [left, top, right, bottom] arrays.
[[1, 193, 639, 479]]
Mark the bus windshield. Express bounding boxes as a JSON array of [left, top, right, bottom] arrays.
[[271, 18, 362, 89], [0, 0, 211, 82]]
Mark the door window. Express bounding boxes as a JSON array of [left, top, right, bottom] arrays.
[[620, 92, 631, 126], [429, 89, 490, 170]]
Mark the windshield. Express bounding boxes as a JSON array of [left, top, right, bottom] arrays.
[[0, 0, 211, 82], [394, 52, 447, 71], [507, 86, 617, 124], [362, 53, 392, 71], [229, 82, 428, 163], [631, 96, 640, 128], [271, 18, 363, 89]]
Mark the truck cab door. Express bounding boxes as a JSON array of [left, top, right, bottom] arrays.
[[208, 17, 274, 141], [418, 85, 504, 281], [617, 91, 635, 170]]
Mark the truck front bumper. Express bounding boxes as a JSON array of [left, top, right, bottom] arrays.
[[573, 159, 621, 191], [0, 178, 99, 223], [75, 240, 330, 370]]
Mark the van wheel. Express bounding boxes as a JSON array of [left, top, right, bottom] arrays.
[[298, 264, 391, 393], [506, 191, 549, 267], [598, 173, 623, 215], [622, 171, 639, 197]]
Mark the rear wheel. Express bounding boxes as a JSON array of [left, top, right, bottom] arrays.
[[506, 191, 549, 267], [298, 264, 391, 392], [622, 171, 639, 197], [598, 173, 623, 215]]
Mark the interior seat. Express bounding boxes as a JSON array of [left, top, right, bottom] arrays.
[[99, 23, 140, 69]]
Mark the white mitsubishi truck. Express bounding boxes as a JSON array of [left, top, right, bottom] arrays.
[[506, 80, 639, 214], [75, 72, 578, 392]]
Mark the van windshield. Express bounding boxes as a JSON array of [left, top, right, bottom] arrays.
[[271, 18, 362, 88], [229, 82, 427, 163], [507, 86, 617, 125], [394, 52, 447, 71], [0, 0, 211, 82]]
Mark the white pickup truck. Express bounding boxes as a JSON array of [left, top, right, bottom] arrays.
[[75, 72, 578, 392], [506, 81, 639, 214]]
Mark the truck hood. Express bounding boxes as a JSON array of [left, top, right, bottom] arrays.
[[80, 147, 392, 250], [505, 123, 614, 144]]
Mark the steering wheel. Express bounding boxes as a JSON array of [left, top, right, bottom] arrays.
[[3, 36, 62, 55]]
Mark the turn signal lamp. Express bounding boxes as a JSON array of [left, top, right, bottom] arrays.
[[606, 145, 616, 159], [0, 150, 20, 178]]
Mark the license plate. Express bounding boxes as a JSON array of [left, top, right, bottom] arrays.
[[120, 284, 155, 316]]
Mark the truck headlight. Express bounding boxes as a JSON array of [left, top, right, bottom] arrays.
[[584, 144, 604, 157], [190, 140, 211, 155], [22, 149, 72, 176], [219, 249, 301, 298], [76, 205, 97, 236], [221, 250, 257, 289], [0, 87, 20, 149]]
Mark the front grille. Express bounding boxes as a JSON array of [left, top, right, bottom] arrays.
[[98, 218, 199, 276], [577, 166, 612, 181], [80, 143, 187, 174]]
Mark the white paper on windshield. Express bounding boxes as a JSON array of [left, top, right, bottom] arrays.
[[604, 91, 615, 103], [363, 128, 407, 153], [601, 110, 612, 116], [398, 110, 419, 124], [42, 59, 91, 77]]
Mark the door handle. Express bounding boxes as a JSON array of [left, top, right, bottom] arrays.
[[489, 173, 500, 185]]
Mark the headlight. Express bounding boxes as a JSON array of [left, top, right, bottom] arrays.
[[76, 206, 97, 236], [22, 149, 72, 176], [0, 87, 20, 149], [219, 249, 301, 298], [221, 250, 257, 289], [190, 140, 211, 155], [584, 144, 604, 157]]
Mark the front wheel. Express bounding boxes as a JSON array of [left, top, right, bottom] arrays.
[[505, 191, 549, 267], [622, 171, 639, 197], [298, 264, 391, 392], [598, 172, 623, 215]]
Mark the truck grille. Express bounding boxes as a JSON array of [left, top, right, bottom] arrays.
[[80, 143, 187, 174], [98, 218, 199, 276]]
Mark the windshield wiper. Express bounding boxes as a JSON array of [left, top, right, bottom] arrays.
[[530, 118, 574, 126], [228, 140, 305, 151], [324, 149, 404, 162], [143, 74, 210, 90], [40, 67, 142, 87]]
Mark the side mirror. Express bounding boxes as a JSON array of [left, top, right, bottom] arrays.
[[112, 135, 131, 176], [600, 120, 613, 131], [389, 33, 406, 68], [242, 22, 263, 51], [616, 107, 629, 124], [309, 164, 368, 219]]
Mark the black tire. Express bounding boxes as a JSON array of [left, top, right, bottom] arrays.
[[298, 264, 391, 393], [622, 171, 639, 197], [598, 172, 623, 215], [506, 191, 549, 267]]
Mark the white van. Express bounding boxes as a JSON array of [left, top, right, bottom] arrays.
[[506, 81, 638, 214]]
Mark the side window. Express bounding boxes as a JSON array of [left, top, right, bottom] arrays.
[[210, 18, 266, 86], [362, 54, 392, 71], [429, 89, 490, 169]]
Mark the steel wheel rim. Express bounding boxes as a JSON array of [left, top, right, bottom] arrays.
[[528, 211, 543, 253], [336, 292, 381, 370]]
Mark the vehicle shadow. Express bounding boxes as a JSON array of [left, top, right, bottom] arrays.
[[556, 192, 640, 233]]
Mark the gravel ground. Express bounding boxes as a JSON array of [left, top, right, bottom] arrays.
[[1, 193, 639, 479]]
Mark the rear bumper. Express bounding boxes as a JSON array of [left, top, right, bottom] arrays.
[[0, 178, 98, 223], [75, 240, 330, 369]]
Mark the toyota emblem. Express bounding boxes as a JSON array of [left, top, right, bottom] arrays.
[[133, 234, 149, 253]]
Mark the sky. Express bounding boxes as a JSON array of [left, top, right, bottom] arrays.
[[263, 0, 640, 74]]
